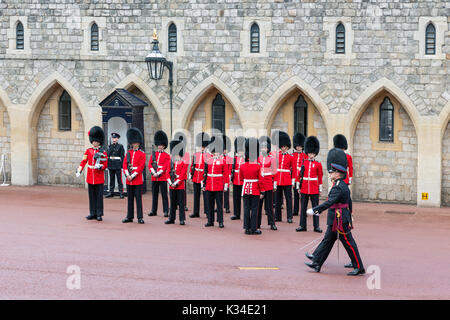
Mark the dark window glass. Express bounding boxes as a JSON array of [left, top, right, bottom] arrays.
[[336, 23, 345, 54], [168, 23, 177, 52], [59, 90, 72, 131], [379, 97, 394, 142], [250, 23, 260, 53], [16, 22, 24, 50], [212, 93, 226, 134], [91, 23, 99, 51], [294, 95, 308, 136], [425, 23, 436, 55]]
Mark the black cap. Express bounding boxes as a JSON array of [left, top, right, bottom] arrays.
[[111, 132, 120, 139]]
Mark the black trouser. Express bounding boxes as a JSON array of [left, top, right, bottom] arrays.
[[193, 182, 207, 217], [151, 181, 169, 214], [108, 169, 123, 194], [232, 185, 243, 218], [88, 184, 104, 217], [170, 189, 185, 222], [293, 186, 300, 215], [243, 195, 260, 231], [127, 184, 143, 220], [206, 191, 223, 224], [223, 189, 230, 211], [275, 185, 292, 221], [300, 193, 320, 229], [313, 224, 364, 270], [258, 190, 276, 228]]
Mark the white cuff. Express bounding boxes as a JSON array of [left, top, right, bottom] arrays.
[[157, 170, 163, 176], [131, 172, 137, 178], [151, 168, 156, 175], [125, 170, 130, 177]]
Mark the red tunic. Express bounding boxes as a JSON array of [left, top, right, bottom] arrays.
[[232, 156, 245, 186], [240, 162, 265, 196], [148, 151, 170, 182], [258, 154, 276, 191], [344, 153, 353, 185], [292, 151, 308, 181], [204, 156, 230, 192], [123, 149, 146, 186], [191, 151, 209, 184], [79, 147, 108, 185], [275, 151, 293, 186], [223, 154, 233, 185], [168, 159, 188, 190], [298, 159, 323, 195]]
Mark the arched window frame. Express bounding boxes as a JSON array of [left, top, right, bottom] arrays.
[[335, 22, 345, 54], [58, 90, 72, 131], [168, 23, 177, 53], [294, 95, 308, 136], [250, 23, 260, 53], [425, 22, 436, 55], [16, 21, 24, 50], [379, 97, 394, 142], [91, 22, 99, 51], [211, 93, 226, 134]]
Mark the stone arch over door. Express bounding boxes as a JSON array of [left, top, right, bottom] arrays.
[[267, 86, 329, 193], [352, 90, 418, 203], [31, 83, 85, 186], [0, 99, 11, 183], [441, 101, 450, 206]]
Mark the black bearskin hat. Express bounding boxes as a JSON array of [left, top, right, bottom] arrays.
[[327, 148, 348, 175], [259, 136, 271, 153], [223, 135, 232, 152], [333, 134, 348, 150], [208, 135, 224, 154], [234, 136, 245, 153], [196, 132, 210, 148], [126, 127, 143, 144], [154, 130, 168, 149], [88, 126, 105, 145], [245, 137, 259, 162], [174, 131, 187, 143], [278, 131, 291, 148], [304, 136, 320, 155], [170, 139, 185, 158], [293, 133, 306, 148]]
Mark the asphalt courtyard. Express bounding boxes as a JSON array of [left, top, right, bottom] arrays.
[[0, 185, 449, 300]]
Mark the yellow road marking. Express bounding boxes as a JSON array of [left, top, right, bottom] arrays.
[[238, 267, 280, 270]]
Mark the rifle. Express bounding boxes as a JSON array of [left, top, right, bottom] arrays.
[[170, 160, 177, 184], [203, 158, 208, 189], [190, 153, 195, 177], [127, 150, 133, 177], [298, 158, 305, 191], [93, 146, 107, 168], [231, 153, 236, 182], [151, 145, 158, 174]]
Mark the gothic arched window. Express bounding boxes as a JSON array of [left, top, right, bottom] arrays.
[[336, 23, 345, 54], [16, 22, 24, 50], [425, 23, 436, 55], [212, 93, 226, 134], [59, 90, 72, 131], [294, 95, 308, 136], [379, 97, 394, 142], [250, 23, 260, 53], [168, 23, 177, 52], [91, 23, 99, 51]]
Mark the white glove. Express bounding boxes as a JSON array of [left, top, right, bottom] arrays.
[[76, 171, 81, 178], [273, 182, 277, 190], [319, 185, 323, 193], [94, 163, 102, 170], [349, 177, 352, 185], [224, 184, 228, 192], [131, 172, 137, 179], [306, 208, 316, 216], [188, 173, 192, 180], [173, 180, 180, 187], [292, 178, 295, 186], [296, 181, 300, 189], [151, 168, 156, 176]]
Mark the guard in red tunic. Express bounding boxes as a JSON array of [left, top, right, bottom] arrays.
[[203, 135, 230, 228], [122, 127, 146, 224], [274, 131, 294, 223], [222, 135, 233, 214], [296, 136, 323, 233], [174, 131, 190, 213], [257, 136, 277, 231], [241, 137, 265, 235], [76, 126, 108, 221], [230, 136, 245, 221], [148, 130, 170, 217], [189, 132, 210, 218], [166, 139, 188, 225], [292, 133, 307, 216]]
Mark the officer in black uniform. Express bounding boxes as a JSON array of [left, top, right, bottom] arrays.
[[105, 133, 125, 199], [304, 148, 365, 276]]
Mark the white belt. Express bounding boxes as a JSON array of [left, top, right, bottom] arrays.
[[109, 157, 121, 160], [242, 179, 259, 196], [87, 165, 96, 169], [303, 177, 318, 181], [277, 169, 290, 172], [261, 172, 273, 177], [131, 167, 138, 170], [208, 174, 223, 177], [158, 165, 163, 168], [195, 168, 204, 172]]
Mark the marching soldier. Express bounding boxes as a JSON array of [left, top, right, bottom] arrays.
[[122, 128, 146, 224], [274, 131, 294, 223], [257, 136, 277, 231], [292, 133, 307, 216], [222, 135, 233, 214], [230, 136, 245, 221], [148, 130, 170, 217], [304, 148, 365, 276], [241, 137, 265, 235], [203, 135, 229, 228], [189, 132, 210, 218], [296, 136, 323, 233], [166, 139, 188, 225], [105, 132, 125, 199], [76, 126, 108, 221]]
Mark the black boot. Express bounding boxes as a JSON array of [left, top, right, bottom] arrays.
[[189, 213, 199, 218], [304, 262, 321, 273], [148, 212, 157, 216], [165, 219, 175, 224], [219, 222, 224, 228], [180, 220, 185, 225], [253, 230, 262, 235], [205, 222, 214, 227], [138, 219, 145, 224], [270, 224, 278, 231], [119, 193, 124, 199], [245, 229, 251, 235], [296, 227, 307, 232], [305, 252, 314, 261], [344, 262, 353, 269], [347, 268, 366, 276], [314, 227, 323, 233], [105, 193, 113, 198], [96, 216, 103, 221], [230, 216, 240, 220], [86, 215, 97, 220], [164, 212, 169, 217], [122, 218, 133, 223]]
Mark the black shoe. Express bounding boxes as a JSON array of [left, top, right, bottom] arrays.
[[293, 213, 298, 216], [305, 252, 314, 261], [287, 219, 293, 224], [252, 230, 262, 235], [225, 210, 231, 214], [275, 218, 281, 222], [230, 216, 240, 220], [270, 224, 278, 231], [105, 193, 113, 198], [185, 207, 189, 211], [314, 227, 323, 233], [96, 216, 103, 221], [138, 219, 145, 224], [148, 212, 157, 216], [180, 220, 185, 225], [344, 262, 354, 269], [122, 218, 133, 223], [164, 212, 169, 217], [245, 229, 251, 235], [189, 213, 199, 218], [347, 268, 365, 276], [119, 193, 124, 199], [219, 223, 224, 228], [205, 222, 214, 227], [165, 219, 175, 224], [296, 227, 307, 232], [305, 262, 321, 273], [86, 215, 97, 220]]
